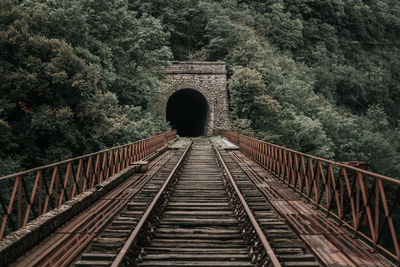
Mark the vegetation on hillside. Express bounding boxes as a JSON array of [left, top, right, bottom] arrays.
[[130, 0, 400, 177], [1, 0, 400, 178], [0, 0, 171, 175]]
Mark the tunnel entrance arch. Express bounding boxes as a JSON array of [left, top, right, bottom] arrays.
[[166, 89, 209, 137], [165, 61, 229, 136]]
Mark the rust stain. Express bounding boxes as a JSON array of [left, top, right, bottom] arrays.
[[229, 148, 396, 267]]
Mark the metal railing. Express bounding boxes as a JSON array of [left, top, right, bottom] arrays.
[[220, 130, 400, 263], [164, 130, 176, 143], [0, 130, 176, 239]]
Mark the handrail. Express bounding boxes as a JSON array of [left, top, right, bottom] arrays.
[[220, 130, 400, 264], [0, 130, 177, 239], [0, 132, 175, 181]]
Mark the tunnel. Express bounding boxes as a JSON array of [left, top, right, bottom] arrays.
[[166, 89, 208, 137]]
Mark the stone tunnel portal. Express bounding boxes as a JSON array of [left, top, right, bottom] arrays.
[[166, 89, 208, 137]]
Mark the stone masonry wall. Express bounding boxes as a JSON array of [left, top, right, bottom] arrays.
[[165, 61, 229, 136]]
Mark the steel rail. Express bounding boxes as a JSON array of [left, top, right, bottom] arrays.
[[229, 149, 392, 266], [0, 131, 176, 240], [54, 151, 174, 266], [211, 140, 282, 267], [220, 130, 400, 264], [11, 150, 174, 267], [111, 140, 193, 267]]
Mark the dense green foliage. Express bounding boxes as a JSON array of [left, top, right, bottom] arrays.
[[129, 0, 400, 177], [0, 0, 171, 175], [1, 0, 400, 178]]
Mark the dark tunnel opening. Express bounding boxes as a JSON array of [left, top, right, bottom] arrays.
[[166, 89, 208, 137]]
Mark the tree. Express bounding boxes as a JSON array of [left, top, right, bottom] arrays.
[[229, 68, 266, 119], [128, 0, 207, 60], [0, 0, 100, 171]]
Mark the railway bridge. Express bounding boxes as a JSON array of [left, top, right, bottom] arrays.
[[0, 131, 399, 266], [0, 62, 400, 266]]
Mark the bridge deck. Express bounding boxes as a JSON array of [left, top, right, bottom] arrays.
[[228, 145, 394, 266], [5, 137, 396, 266]]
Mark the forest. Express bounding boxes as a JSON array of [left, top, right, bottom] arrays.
[[1, 0, 400, 178]]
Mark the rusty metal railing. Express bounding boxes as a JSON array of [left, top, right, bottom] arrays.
[[0, 130, 177, 240], [164, 130, 177, 143], [220, 130, 400, 263]]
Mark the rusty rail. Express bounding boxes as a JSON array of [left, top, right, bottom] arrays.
[[220, 130, 400, 263], [111, 140, 192, 266], [211, 140, 281, 266], [0, 130, 177, 240]]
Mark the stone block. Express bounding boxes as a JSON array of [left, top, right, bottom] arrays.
[[166, 61, 229, 136]]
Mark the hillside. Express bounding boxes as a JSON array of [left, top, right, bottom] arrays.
[[1, 0, 400, 177], [131, 0, 400, 177]]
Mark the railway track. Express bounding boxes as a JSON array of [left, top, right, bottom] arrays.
[[15, 138, 321, 266], [73, 138, 320, 266], [132, 139, 258, 267], [11, 142, 185, 267], [215, 142, 319, 267]]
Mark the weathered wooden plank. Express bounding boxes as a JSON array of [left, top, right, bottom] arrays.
[[137, 261, 254, 266]]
